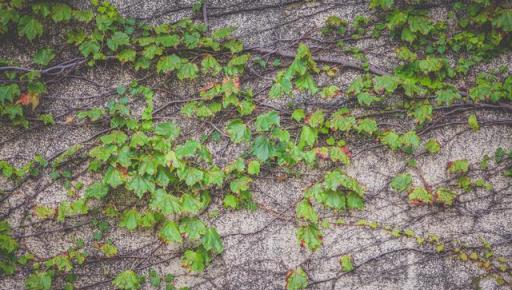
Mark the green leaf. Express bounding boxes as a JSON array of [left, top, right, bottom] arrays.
[[148, 269, 161, 287], [223, 194, 238, 209], [51, 3, 72, 23], [286, 268, 308, 290], [0, 84, 20, 104], [26, 271, 52, 290], [413, 103, 432, 124], [324, 170, 344, 191], [320, 85, 340, 98], [296, 199, 318, 223], [107, 32, 130, 51], [330, 111, 356, 131], [201, 54, 222, 75], [181, 193, 202, 214], [73, 10, 94, 22], [17, 16, 43, 41], [408, 187, 432, 204], [387, 10, 408, 29], [179, 217, 206, 240], [390, 174, 412, 193], [226, 119, 251, 143], [229, 176, 252, 194], [495, 147, 507, 164], [101, 243, 118, 258], [159, 221, 182, 244], [323, 190, 346, 210], [347, 76, 365, 95], [45, 255, 72, 272], [127, 175, 155, 198], [226, 159, 247, 175], [307, 110, 325, 128], [79, 40, 100, 57], [101, 130, 127, 145], [329, 147, 350, 165], [119, 209, 139, 231], [78, 108, 104, 122], [291, 109, 305, 122], [237, 100, 255, 116], [252, 136, 273, 161], [104, 166, 123, 188], [223, 39, 244, 53], [154, 121, 180, 140], [396, 46, 417, 62], [57, 199, 88, 221], [157, 54, 182, 74], [34, 205, 54, 220], [381, 131, 401, 150], [468, 114, 479, 131], [425, 139, 440, 154], [212, 26, 235, 39], [272, 128, 290, 143], [447, 160, 469, 174], [181, 167, 204, 186], [357, 92, 380, 106], [297, 224, 322, 251], [492, 9, 512, 32], [401, 27, 416, 43], [418, 57, 443, 73], [346, 192, 364, 209], [142, 45, 162, 59], [85, 182, 109, 199], [408, 15, 432, 35], [436, 89, 461, 105], [177, 62, 199, 80], [399, 131, 420, 151], [205, 166, 225, 187], [340, 255, 354, 272], [247, 160, 260, 176], [138, 212, 159, 228], [373, 75, 398, 94], [32, 3, 51, 17], [435, 188, 457, 206], [182, 249, 207, 272], [33, 48, 55, 66], [116, 48, 137, 63], [370, 0, 394, 10], [299, 126, 317, 147], [38, 113, 55, 126], [356, 118, 378, 134], [150, 189, 182, 214], [255, 111, 280, 131], [295, 73, 318, 94], [112, 270, 141, 290], [138, 156, 160, 175], [202, 227, 223, 253], [269, 74, 292, 98], [156, 34, 180, 47]]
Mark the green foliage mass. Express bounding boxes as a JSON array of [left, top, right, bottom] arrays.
[[0, 0, 511, 288]]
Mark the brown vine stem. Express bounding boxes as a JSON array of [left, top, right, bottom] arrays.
[[249, 47, 389, 75]]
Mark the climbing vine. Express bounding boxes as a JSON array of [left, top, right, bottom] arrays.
[[1, 0, 511, 289]]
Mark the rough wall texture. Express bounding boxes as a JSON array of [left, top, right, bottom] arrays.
[[1, 1, 511, 290]]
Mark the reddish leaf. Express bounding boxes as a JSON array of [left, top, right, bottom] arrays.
[[17, 93, 31, 106], [16, 92, 39, 110], [341, 146, 352, 158]]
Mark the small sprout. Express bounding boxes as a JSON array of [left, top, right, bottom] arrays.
[[404, 229, 415, 238], [391, 229, 401, 238], [339, 255, 354, 272]]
